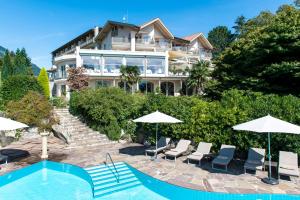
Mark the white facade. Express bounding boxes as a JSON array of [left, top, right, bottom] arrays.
[[51, 18, 213, 98]]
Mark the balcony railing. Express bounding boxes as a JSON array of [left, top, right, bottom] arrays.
[[172, 46, 188, 52], [136, 39, 171, 51], [112, 37, 130, 43]]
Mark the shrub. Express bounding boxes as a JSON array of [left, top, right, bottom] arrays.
[[6, 91, 57, 131], [69, 87, 300, 160], [140, 93, 201, 142], [69, 88, 145, 140], [1, 75, 43, 104], [50, 96, 67, 108], [37, 67, 50, 98], [105, 119, 121, 140]]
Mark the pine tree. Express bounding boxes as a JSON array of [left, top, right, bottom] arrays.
[[14, 48, 33, 76], [2, 50, 15, 80], [37, 67, 50, 98], [1, 48, 33, 80]]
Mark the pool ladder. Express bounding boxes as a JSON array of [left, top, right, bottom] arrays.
[[105, 153, 120, 183]]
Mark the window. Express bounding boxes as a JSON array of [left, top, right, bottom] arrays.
[[81, 55, 101, 72], [143, 35, 151, 44], [126, 57, 145, 74], [111, 26, 118, 37], [68, 64, 76, 68], [61, 85, 66, 96], [104, 56, 123, 74], [146, 58, 165, 75], [59, 65, 66, 78], [96, 80, 111, 88]]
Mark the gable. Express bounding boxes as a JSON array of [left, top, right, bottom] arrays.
[[140, 18, 174, 39]]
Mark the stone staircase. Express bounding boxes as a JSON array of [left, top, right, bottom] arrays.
[[53, 108, 116, 149]]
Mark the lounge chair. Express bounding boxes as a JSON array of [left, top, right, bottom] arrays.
[[212, 144, 236, 171], [187, 142, 212, 166], [164, 139, 191, 162], [278, 151, 299, 178], [145, 137, 171, 156], [244, 148, 265, 173]]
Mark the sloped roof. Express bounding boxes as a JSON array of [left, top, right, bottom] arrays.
[[183, 33, 201, 42], [184, 33, 213, 50], [52, 28, 99, 54], [140, 18, 174, 39], [96, 20, 140, 41]]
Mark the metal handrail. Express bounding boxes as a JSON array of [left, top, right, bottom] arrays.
[[105, 153, 119, 182]]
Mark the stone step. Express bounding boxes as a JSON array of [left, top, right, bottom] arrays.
[[53, 108, 115, 150], [72, 135, 108, 140]]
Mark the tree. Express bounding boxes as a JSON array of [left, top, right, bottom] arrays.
[[232, 15, 246, 37], [207, 26, 234, 58], [37, 67, 50, 98], [212, 5, 300, 97], [1, 48, 33, 80], [67, 67, 89, 91], [1, 75, 43, 104], [120, 65, 141, 94], [187, 61, 211, 95], [6, 91, 56, 131], [1, 50, 15, 79], [14, 48, 33, 76]]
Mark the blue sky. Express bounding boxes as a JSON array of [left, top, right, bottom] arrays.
[[0, 0, 293, 68]]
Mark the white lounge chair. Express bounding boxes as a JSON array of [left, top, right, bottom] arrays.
[[278, 151, 299, 178], [164, 139, 191, 162], [244, 148, 265, 173], [145, 137, 171, 157], [187, 142, 212, 166], [212, 144, 236, 171]]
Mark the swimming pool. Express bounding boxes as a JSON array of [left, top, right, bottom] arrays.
[[0, 161, 93, 200], [0, 161, 299, 200], [89, 162, 300, 200]]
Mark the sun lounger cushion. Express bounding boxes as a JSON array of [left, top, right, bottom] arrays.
[[279, 151, 299, 177]]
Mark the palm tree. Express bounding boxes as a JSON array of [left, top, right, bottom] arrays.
[[120, 65, 141, 94], [187, 61, 211, 95]]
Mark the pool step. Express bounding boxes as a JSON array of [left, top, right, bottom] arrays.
[[85, 162, 142, 198]]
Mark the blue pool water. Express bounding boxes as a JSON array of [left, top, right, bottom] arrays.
[[0, 161, 93, 200], [0, 161, 299, 200], [89, 162, 300, 200]]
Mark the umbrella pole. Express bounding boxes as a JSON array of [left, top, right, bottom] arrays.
[[268, 132, 272, 179], [155, 123, 158, 159], [262, 132, 279, 185]]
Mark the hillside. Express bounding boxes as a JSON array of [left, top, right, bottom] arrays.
[[0, 45, 40, 76]]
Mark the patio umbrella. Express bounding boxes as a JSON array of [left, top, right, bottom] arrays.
[[233, 115, 300, 185], [0, 117, 28, 131], [133, 111, 182, 159]]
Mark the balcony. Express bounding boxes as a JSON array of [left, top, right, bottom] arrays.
[[172, 46, 188, 53], [79, 38, 93, 48], [111, 37, 131, 50], [136, 39, 171, 52]]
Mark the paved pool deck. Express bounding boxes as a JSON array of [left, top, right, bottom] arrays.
[[1, 136, 300, 195]]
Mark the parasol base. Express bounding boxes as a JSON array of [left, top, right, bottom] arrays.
[[262, 177, 279, 185]]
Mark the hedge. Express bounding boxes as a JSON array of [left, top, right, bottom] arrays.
[[69, 88, 144, 140], [1, 75, 43, 104], [69, 88, 300, 160]]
